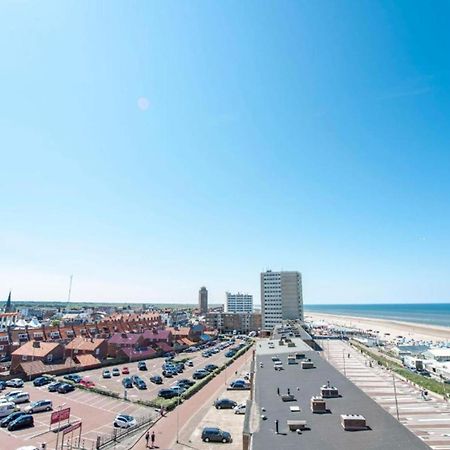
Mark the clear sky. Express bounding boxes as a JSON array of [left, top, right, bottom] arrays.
[[1, 1, 450, 305]]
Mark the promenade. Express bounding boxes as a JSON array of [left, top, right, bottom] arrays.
[[325, 340, 450, 450]]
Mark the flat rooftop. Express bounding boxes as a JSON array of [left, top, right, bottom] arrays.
[[252, 350, 430, 450]]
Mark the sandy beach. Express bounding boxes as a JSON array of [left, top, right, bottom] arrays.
[[306, 312, 450, 343]]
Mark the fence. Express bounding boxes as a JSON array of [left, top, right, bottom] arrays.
[[95, 414, 157, 449]]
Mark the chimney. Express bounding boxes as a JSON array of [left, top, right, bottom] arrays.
[[33, 341, 41, 348]]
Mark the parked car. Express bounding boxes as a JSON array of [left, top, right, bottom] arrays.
[[177, 379, 195, 388], [162, 369, 174, 378], [3, 391, 30, 404], [138, 361, 147, 371], [214, 399, 237, 410], [150, 375, 163, 384], [24, 400, 53, 414], [202, 352, 211, 358], [186, 360, 194, 367], [6, 379, 24, 388], [122, 367, 130, 375], [32, 376, 53, 387], [7, 414, 34, 431], [0, 411, 26, 427], [234, 403, 246, 414], [201, 427, 232, 443], [0, 381, 6, 391], [102, 369, 111, 379], [204, 364, 218, 372], [193, 370, 209, 380], [170, 385, 186, 396], [0, 402, 18, 420], [158, 389, 178, 399], [122, 377, 133, 388], [225, 351, 236, 358], [79, 379, 95, 388], [63, 374, 81, 383], [48, 382, 63, 392], [131, 375, 146, 390], [57, 383, 75, 394], [114, 414, 137, 429], [112, 368, 120, 377], [229, 380, 249, 390]]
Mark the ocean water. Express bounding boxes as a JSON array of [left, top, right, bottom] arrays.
[[304, 303, 450, 328]]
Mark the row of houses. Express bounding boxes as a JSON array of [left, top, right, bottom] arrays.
[[2, 314, 214, 379], [0, 312, 162, 361]]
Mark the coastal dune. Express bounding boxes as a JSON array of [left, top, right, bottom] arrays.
[[307, 312, 450, 342]]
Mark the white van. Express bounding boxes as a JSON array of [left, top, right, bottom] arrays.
[[0, 401, 17, 418]]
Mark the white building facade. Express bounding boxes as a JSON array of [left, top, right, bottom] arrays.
[[261, 270, 303, 329], [226, 293, 253, 313]]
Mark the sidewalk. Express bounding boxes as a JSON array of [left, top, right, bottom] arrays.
[[131, 349, 254, 450]]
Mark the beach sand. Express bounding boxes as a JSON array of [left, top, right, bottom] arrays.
[[306, 312, 450, 343]]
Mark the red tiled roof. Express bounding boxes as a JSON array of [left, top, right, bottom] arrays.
[[158, 342, 173, 352], [66, 337, 106, 351], [74, 354, 101, 368], [142, 329, 172, 341], [12, 341, 60, 357]]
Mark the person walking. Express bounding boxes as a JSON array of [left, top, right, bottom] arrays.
[[151, 431, 156, 448], [145, 431, 150, 448]]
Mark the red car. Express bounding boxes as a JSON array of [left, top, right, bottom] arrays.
[[122, 367, 130, 375], [80, 378, 95, 388]]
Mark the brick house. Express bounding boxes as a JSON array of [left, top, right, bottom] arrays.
[[64, 337, 108, 360], [11, 340, 64, 374]]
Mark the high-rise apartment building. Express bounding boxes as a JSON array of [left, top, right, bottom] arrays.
[[199, 286, 208, 315], [261, 270, 303, 329], [226, 292, 253, 313]]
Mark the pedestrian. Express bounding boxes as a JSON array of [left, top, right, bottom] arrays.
[[145, 431, 150, 448], [151, 431, 156, 448]]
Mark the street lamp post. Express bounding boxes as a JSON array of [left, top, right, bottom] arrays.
[[176, 392, 183, 444], [342, 350, 346, 377], [392, 371, 400, 420]]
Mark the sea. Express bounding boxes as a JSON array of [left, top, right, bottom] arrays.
[[304, 303, 450, 328]]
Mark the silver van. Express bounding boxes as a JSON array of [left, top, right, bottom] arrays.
[[24, 400, 52, 413]]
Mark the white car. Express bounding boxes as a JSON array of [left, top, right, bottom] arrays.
[[186, 360, 194, 367], [6, 378, 24, 388], [234, 403, 246, 415], [114, 414, 137, 429]]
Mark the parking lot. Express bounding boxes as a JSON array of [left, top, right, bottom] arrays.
[[0, 338, 246, 449], [174, 359, 252, 449], [75, 341, 241, 403], [0, 380, 155, 449]]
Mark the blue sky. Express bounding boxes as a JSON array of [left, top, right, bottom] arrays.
[[1, 1, 450, 304]]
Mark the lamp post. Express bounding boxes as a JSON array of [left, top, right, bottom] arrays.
[[176, 391, 184, 444], [391, 370, 400, 420], [342, 350, 346, 377]]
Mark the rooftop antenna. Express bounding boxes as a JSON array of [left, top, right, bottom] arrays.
[[66, 275, 73, 308]]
